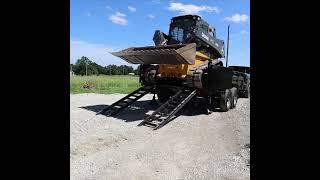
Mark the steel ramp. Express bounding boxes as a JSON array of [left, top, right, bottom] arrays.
[[138, 88, 197, 130], [97, 86, 154, 116]]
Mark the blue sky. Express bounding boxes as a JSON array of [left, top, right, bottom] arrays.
[[71, 0, 250, 67]]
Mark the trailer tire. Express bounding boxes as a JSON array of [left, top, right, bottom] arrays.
[[243, 83, 250, 98], [231, 87, 238, 109], [220, 89, 232, 112]]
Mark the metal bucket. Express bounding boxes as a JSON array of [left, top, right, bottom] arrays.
[[111, 43, 196, 65]]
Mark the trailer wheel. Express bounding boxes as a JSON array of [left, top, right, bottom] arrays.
[[220, 89, 232, 112], [231, 87, 238, 108], [243, 83, 250, 98]]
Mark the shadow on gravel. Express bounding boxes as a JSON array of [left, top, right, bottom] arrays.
[[80, 98, 231, 123], [80, 104, 109, 112], [80, 100, 158, 122]]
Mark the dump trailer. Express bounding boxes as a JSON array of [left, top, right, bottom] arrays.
[[229, 66, 250, 98], [98, 15, 250, 130]]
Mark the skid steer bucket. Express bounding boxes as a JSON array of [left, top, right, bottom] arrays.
[[111, 43, 196, 65]]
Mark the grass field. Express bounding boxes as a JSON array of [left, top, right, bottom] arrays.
[[70, 75, 141, 94]]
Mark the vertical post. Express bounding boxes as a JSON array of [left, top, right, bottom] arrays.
[[226, 24, 230, 67], [109, 65, 111, 75]]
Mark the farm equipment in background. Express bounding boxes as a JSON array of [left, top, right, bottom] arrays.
[[97, 15, 250, 130]]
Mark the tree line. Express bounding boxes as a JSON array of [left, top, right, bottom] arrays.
[[71, 56, 140, 76]]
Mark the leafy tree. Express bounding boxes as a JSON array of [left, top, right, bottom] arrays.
[[72, 56, 138, 76], [74, 57, 85, 75], [134, 65, 141, 75]]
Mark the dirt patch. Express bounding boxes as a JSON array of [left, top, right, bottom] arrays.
[[70, 93, 250, 180]]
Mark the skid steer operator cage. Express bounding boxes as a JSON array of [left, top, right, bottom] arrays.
[[169, 17, 196, 43]]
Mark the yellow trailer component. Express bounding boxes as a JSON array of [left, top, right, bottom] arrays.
[[158, 51, 210, 78]]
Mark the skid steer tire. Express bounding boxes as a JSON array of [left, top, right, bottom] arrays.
[[220, 89, 232, 112], [230, 87, 238, 109], [141, 65, 158, 85]]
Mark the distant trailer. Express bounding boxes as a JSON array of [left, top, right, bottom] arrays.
[[128, 73, 135, 76]]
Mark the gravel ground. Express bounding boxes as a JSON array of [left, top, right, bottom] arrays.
[[70, 93, 250, 180]]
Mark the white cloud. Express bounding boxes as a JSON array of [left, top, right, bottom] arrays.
[[128, 6, 136, 12], [168, 2, 220, 15], [148, 14, 155, 19], [70, 40, 126, 66], [240, 30, 249, 35], [151, 0, 161, 4], [105, 6, 112, 10], [225, 14, 249, 23], [109, 12, 128, 26]]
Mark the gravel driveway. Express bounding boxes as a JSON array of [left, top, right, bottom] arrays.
[[70, 93, 250, 180]]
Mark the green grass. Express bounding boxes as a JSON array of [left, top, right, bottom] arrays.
[[70, 75, 141, 94]]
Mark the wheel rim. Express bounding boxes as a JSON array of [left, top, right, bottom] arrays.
[[227, 98, 231, 109]]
